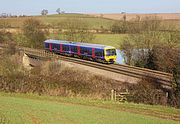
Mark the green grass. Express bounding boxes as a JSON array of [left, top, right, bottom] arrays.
[[92, 34, 127, 48], [41, 14, 115, 30], [49, 33, 127, 48], [0, 92, 179, 124]]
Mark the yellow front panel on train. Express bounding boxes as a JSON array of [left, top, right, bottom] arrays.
[[104, 47, 117, 63]]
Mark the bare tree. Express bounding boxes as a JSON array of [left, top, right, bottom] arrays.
[[41, 9, 48, 16], [58, 18, 95, 42], [22, 18, 49, 48], [56, 8, 61, 14]]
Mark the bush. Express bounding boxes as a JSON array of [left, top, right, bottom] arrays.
[[127, 78, 167, 105], [22, 18, 49, 48], [0, 31, 13, 43], [58, 18, 95, 43], [0, 56, 119, 98]]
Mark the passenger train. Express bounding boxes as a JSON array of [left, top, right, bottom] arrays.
[[44, 39, 117, 63]]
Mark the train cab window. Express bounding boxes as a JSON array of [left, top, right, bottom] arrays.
[[106, 49, 116, 56]]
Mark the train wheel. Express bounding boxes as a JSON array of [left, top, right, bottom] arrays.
[[89, 58, 93, 61], [102, 60, 107, 64]]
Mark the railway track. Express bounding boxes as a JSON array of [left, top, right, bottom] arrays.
[[0, 44, 173, 89], [23, 47, 173, 89]]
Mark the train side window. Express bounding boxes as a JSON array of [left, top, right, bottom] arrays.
[[71, 46, 74, 52], [95, 51, 102, 57], [45, 43, 49, 48], [87, 48, 92, 55], [52, 44, 59, 50], [62, 45, 65, 51], [84, 48, 88, 53], [57, 45, 60, 50], [52, 44, 55, 49], [80, 47, 84, 54], [74, 47, 77, 52], [71, 46, 77, 53], [63, 45, 69, 51], [81, 47, 89, 55]]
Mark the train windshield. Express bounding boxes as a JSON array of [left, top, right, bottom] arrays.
[[106, 49, 116, 56]]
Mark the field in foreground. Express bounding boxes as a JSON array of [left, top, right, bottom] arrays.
[[0, 93, 179, 124]]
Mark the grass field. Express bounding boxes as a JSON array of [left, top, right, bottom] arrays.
[[1, 13, 180, 30], [0, 14, 115, 29], [92, 34, 127, 48], [49, 33, 127, 48], [0, 93, 179, 124]]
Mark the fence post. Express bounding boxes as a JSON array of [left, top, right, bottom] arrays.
[[115, 90, 117, 101], [111, 89, 114, 101], [166, 92, 169, 98]]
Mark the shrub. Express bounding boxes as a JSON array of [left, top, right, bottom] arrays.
[[127, 78, 167, 105], [22, 18, 49, 48]]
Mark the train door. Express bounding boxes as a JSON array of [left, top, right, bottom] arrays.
[[60, 44, 63, 53], [77, 46, 80, 56], [49, 43, 52, 52], [92, 48, 95, 58]]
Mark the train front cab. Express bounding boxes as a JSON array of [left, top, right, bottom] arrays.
[[104, 48, 117, 63]]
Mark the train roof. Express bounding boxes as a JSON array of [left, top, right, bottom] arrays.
[[44, 39, 115, 49]]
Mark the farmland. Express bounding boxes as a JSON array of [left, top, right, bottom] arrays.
[[0, 14, 115, 30], [1, 13, 180, 30], [1, 13, 180, 48], [0, 92, 179, 124], [90, 13, 180, 21]]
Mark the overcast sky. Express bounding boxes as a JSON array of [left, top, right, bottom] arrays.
[[0, 0, 180, 15]]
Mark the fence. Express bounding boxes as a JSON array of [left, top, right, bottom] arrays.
[[111, 89, 130, 102]]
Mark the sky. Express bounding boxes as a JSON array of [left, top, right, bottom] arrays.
[[0, 0, 180, 15]]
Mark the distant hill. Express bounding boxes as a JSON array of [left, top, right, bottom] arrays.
[[89, 13, 180, 21]]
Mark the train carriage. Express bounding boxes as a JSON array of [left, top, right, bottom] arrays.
[[44, 39, 117, 63]]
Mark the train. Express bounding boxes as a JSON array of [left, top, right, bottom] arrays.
[[44, 39, 117, 63]]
